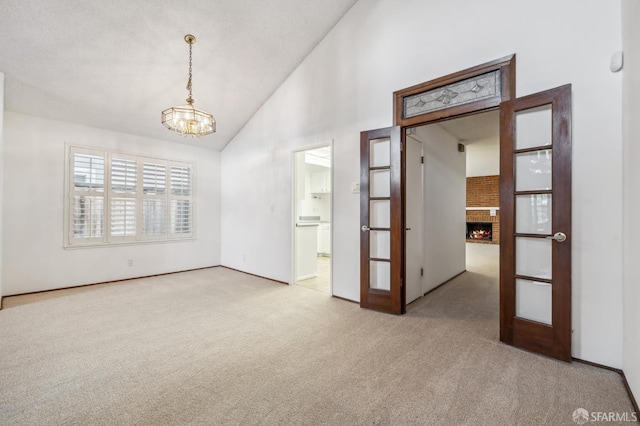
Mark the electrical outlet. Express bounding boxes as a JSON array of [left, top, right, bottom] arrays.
[[127, 259, 133, 267]]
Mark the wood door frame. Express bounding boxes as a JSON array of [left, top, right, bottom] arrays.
[[392, 58, 516, 304], [394, 59, 511, 302], [394, 55, 515, 127], [392, 54, 515, 312]]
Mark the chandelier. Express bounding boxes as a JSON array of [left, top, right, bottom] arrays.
[[162, 34, 216, 137]]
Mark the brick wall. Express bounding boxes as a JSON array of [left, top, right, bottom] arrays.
[[467, 175, 499, 207], [467, 175, 500, 245]]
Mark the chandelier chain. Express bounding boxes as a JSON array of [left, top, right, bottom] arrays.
[[186, 41, 193, 102]]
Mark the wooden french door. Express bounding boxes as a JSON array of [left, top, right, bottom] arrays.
[[500, 84, 572, 361], [360, 126, 405, 314], [361, 57, 572, 362]]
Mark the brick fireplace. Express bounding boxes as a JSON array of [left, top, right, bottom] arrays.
[[466, 175, 500, 245]]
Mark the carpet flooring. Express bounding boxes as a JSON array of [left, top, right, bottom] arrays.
[[0, 245, 634, 425]]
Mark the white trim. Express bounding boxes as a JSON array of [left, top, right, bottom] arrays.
[[291, 141, 333, 296]]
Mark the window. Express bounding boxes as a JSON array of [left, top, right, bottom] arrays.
[[66, 146, 194, 247]]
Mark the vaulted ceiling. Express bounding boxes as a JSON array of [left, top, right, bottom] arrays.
[[0, 0, 358, 150]]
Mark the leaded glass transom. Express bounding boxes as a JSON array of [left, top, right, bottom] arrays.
[[403, 70, 502, 118]]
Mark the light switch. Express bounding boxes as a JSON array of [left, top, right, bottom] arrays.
[[352, 182, 360, 193]]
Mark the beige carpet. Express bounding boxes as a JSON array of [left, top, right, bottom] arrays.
[[0, 245, 634, 425]]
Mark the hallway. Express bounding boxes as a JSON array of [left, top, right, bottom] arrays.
[[407, 242, 499, 320]]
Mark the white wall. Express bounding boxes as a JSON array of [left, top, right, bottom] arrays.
[[622, 0, 640, 405], [414, 125, 466, 293], [0, 72, 4, 302], [466, 138, 499, 177], [2, 112, 221, 295], [221, 0, 624, 367]]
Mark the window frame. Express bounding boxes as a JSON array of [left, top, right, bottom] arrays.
[[64, 145, 196, 248]]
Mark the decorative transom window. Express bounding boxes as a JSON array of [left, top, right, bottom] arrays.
[[65, 146, 195, 247], [403, 70, 502, 118]]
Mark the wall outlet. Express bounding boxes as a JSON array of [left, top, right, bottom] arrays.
[[127, 259, 133, 267]]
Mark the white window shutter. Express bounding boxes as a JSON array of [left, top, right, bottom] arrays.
[[69, 149, 106, 244], [66, 147, 194, 246]]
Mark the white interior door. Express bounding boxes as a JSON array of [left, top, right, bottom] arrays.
[[405, 137, 423, 303]]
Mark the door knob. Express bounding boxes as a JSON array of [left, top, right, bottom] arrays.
[[361, 225, 370, 232], [406, 228, 412, 231], [546, 232, 567, 242]]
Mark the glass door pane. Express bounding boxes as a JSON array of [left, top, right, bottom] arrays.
[[370, 138, 391, 167], [370, 261, 391, 291], [370, 170, 391, 198], [515, 150, 552, 191], [368, 135, 392, 293], [515, 194, 552, 234], [370, 200, 390, 228], [514, 105, 554, 325], [516, 237, 552, 279], [516, 279, 552, 325], [515, 105, 552, 149]]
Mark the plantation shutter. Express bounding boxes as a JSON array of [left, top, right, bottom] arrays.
[[170, 164, 193, 237], [142, 161, 168, 238], [110, 157, 137, 240], [66, 146, 194, 246], [69, 148, 105, 245]]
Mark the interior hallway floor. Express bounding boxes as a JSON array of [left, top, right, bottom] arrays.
[[408, 242, 499, 313], [296, 255, 331, 294]]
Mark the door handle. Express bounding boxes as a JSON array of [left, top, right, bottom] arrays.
[[546, 232, 567, 242], [406, 228, 412, 231], [361, 225, 370, 232]]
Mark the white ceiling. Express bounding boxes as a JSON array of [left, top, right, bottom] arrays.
[[0, 0, 358, 151], [305, 146, 331, 169], [437, 110, 500, 145]]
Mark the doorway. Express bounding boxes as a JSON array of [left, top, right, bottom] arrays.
[[404, 110, 500, 307], [360, 55, 573, 361], [292, 145, 332, 294]]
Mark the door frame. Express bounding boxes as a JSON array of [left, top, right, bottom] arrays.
[[291, 142, 334, 295], [390, 54, 571, 361], [392, 56, 515, 313]]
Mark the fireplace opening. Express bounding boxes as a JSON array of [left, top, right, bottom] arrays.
[[466, 222, 493, 241]]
